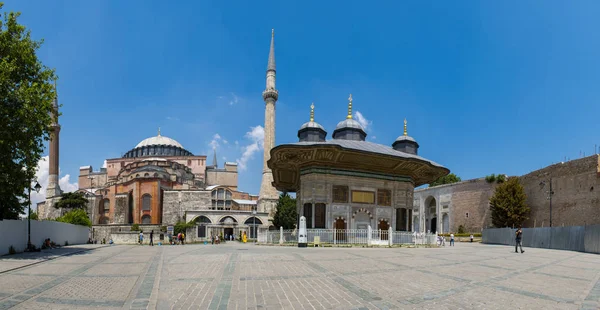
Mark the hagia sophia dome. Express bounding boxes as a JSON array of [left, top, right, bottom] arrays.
[[123, 129, 193, 158]]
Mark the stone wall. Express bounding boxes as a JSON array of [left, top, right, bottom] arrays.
[[91, 224, 162, 244], [519, 155, 600, 227], [162, 190, 211, 225], [414, 178, 497, 233], [0, 220, 90, 255]]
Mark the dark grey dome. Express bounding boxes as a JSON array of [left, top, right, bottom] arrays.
[[332, 119, 367, 141]]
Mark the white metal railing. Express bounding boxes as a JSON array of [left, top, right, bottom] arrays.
[[258, 226, 437, 246]]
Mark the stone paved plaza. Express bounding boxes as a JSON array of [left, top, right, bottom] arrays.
[[0, 242, 599, 310]]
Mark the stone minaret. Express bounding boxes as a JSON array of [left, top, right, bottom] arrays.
[[258, 29, 280, 216], [46, 81, 62, 199]]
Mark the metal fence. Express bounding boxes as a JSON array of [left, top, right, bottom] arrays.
[[482, 224, 600, 254], [259, 228, 437, 246]]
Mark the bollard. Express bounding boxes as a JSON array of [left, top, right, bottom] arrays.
[[298, 216, 307, 248], [279, 226, 284, 245], [367, 225, 372, 246], [388, 227, 393, 247]]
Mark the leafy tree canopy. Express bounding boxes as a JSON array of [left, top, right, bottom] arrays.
[[273, 192, 297, 230], [174, 220, 195, 235], [0, 3, 57, 219], [55, 209, 91, 227], [29, 211, 38, 220], [429, 173, 462, 187], [489, 177, 530, 228], [54, 192, 89, 209]]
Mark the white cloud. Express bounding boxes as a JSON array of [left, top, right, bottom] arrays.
[[371, 136, 377, 140], [222, 156, 227, 161], [234, 141, 239, 146], [30, 156, 78, 212], [166, 116, 180, 121], [354, 111, 372, 131], [223, 140, 228, 144], [229, 93, 239, 105], [209, 133, 222, 150], [102, 160, 107, 169], [236, 125, 264, 170]]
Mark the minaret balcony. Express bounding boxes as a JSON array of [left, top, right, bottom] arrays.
[[262, 89, 279, 101]]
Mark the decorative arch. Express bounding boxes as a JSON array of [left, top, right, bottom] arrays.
[[153, 173, 159, 178], [98, 216, 109, 225], [219, 216, 238, 224], [244, 217, 263, 225], [333, 216, 347, 223], [352, 208, 373, 220], [211, 187, 233, 210], [144, 173, 150, 177], [142, 194, 152, 211]]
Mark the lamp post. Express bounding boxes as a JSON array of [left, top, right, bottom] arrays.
[[540, 175, 554, 227], [252, 207, 257, 243], [27, 180, 42, 251]]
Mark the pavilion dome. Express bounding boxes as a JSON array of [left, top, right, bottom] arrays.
[[331, 94, 367, 141], [298, 104, 327, 142]]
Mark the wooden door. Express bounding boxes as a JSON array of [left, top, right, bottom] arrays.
[[335, 219, 346, 241], [379, 220, 389, 240]]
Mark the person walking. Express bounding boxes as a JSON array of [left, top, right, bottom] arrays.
[[450, 233, 455, 246], [139, 231, 144, 245], [470, 234, 474, 243], [150, 230, 154, 246], [515, 227, 524, 253]]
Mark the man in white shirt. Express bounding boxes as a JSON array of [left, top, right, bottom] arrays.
[[450, 233, 455, 246]]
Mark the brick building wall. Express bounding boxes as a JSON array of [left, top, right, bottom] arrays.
[[520, 155, 600, 227]]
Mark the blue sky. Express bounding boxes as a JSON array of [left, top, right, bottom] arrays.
[[7, 1, 600, 206]]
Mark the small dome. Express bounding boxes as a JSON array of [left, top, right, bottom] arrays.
[[300, 121, 325, 131], [394, 135, 417, 143], [334, 119, 365, 131], [136, 135, 184, 149]]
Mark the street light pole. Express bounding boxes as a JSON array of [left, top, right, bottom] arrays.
[[540, 175, 554, 228]]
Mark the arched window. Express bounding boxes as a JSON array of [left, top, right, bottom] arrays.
[[142, 194, 152, 211], [141, 215, 151, 224], [153, 173, 159, 178], [245, 217, 262, 239], [99, 216, 109, 225], [101, 199, 110, 214], [144, 173, 149, 177], [195, 216, 211, 238]]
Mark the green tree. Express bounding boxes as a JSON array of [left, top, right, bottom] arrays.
[[489, 177, 530, 228], [174, 220, 195, 235], [55, 209, 92, 227], [54, 192, 89, 209], [0, 3, 58, 220], [429, 173, 462, 187], [273, 192, 297, 229], [29, 211, 38, 220]]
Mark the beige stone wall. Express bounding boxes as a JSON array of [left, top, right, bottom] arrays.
[[519, 155, 600, 227], [206, 169, 238, 189], [78, 167, 108, 189]]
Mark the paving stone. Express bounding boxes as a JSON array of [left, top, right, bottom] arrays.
[[1, 243, 599, 309]]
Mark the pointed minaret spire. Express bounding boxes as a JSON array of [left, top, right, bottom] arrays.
[[158, 127, 161, 136], [267, 29, 276, 72], [212, 149, 218, 168], [310, 103, 315, 122], [403, 119, 407, 136], [346, 94, 353, 119], [259, 29, 280, 216]]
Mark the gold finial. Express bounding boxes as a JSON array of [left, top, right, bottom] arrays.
[[310, 103, 315, 122], [158, 127, 161, 136], [347, 94, 353, 119], [403, 118, 407, 136], [272, 29, 274, 37]]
